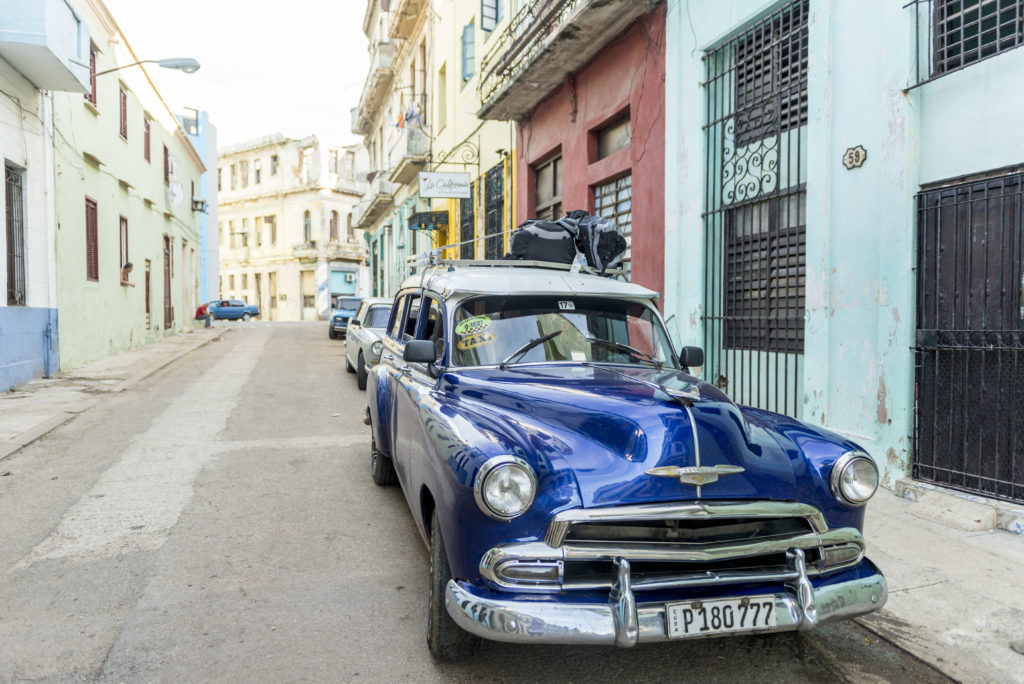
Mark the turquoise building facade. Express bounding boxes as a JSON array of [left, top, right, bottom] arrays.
[[664, 0, 1024, 501]]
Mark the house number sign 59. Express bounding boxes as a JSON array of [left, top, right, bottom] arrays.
[[843, 146, 867, 169]]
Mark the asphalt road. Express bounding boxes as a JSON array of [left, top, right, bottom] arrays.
[[0, 323, 952, 683]]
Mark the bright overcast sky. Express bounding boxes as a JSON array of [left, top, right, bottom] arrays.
[[103, 0, 369, 149]]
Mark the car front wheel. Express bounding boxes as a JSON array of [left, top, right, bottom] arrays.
[[370, 434, 397, 486], [427, 509, 481, 661], [356, 352, 368, 390]]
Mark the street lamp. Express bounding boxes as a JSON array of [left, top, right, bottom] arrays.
[[93, 57, 200, 77]]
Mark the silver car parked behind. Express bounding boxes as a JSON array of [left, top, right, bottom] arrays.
[[344, 297, 394, 390]]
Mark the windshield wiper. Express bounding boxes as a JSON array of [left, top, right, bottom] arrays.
[[499, 330, 563, 369], [586, 336, 663, 369]]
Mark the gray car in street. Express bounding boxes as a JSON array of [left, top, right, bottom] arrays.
[[344, 297, 394, 390]]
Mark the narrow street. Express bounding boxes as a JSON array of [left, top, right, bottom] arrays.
[[0, 324, 950, 682]]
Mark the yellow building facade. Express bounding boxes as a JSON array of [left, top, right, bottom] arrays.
[[352, 0, 516, 295]]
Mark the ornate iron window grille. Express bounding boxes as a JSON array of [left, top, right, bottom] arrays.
[[701, 0, 808, 417], [484, 163, 505, 260]]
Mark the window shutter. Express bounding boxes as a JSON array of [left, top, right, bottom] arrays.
[[85, 198, 98, 281], [119, 88, 128, 139], [144, 118, 151, 162], [481, 0, 499, 31], [462, 24, 475, 82]]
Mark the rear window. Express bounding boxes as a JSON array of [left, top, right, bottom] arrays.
[[365, 305, 391, 328], [336, 297, 361, 310]]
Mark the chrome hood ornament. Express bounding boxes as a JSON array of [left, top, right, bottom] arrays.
[[645, 464, 745, 486]]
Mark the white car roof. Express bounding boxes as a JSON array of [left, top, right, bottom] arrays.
[[399, 264, 660, 301]]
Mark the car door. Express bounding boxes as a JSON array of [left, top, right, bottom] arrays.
[[393, 295, 443, 513], [378, 293, 412, 472], [346, 301, 369, 368]]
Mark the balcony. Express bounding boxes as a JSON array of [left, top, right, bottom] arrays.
[[389, 0, 425, 40], [0, 0, 90, 92], [292, 240, 319, 262], [351, 175, 395, 229], [477, 0, 655, 121], [323, 241, 365, 261], [351, 41, 396, 136], [387, 125, 429, 184]]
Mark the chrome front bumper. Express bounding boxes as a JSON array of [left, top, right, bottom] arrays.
[[445, 552, 887, 646]]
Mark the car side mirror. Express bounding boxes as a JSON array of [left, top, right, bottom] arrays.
[[680, 346, 704, 368], [404, 339, 437, 364], [350, 318, 361, 327]]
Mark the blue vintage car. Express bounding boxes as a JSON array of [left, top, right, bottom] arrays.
[[366, 263, 886, 660], [329, 296, 363, 340]]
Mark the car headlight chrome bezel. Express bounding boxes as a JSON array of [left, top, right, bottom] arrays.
[[830, 451, 879, 506], [474, 455, 537, 521], [371, 340, 383, 356]]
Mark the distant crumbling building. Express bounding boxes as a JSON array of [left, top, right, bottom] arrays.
[[217, 135, 368, 321]]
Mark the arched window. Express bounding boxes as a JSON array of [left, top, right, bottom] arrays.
[[346, 213, 354, 242], [303, 210, 312, 243], [330, 211, 339, 242]]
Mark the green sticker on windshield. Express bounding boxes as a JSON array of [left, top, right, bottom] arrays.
[[455, 315, 492, 336]]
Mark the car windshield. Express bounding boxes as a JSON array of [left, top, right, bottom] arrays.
[[451, 295, 676, 369], [365, 305, 391, 328], [336, 297, 361, 310]]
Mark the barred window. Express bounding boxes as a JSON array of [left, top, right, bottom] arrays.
[[5, 164, 26, 305], [724, 191, 806, 353], [459, 192, 475, 260], [734, 0, 808, 147], [593, 174, 633, 279], [935, 0, 1024, 74]]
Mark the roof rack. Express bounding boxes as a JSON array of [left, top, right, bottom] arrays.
[[405, 253, 626, 278]]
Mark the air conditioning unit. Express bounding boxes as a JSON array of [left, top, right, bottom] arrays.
[[345, 273, 355, 283], [191, 199, 208, 213]]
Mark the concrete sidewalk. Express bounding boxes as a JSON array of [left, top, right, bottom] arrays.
[[0, 327, 1021, 682], [0, 325, 229, 460]]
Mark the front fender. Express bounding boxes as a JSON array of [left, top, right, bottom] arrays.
[[413, 387, 583, 583], [366, 362, 393, 457]]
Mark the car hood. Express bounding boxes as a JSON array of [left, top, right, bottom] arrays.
[[441, 365, 798, 508]]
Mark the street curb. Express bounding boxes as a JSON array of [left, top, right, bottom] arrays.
[[0, 329, 230, 462], [853, 613, 967, 684], [894, 478, 1024, 535], [109, 328, 230, 393]]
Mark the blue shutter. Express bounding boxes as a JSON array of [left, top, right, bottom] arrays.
[[481, 0, 498, 32], [462, 23, 475, 82]]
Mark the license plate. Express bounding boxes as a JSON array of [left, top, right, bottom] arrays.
[[665, 595, 776, 638]]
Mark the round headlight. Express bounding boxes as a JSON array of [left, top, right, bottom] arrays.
[[830, 452, 879, 506], [474, 456, 537, 520], [371, 340, 382, 356]]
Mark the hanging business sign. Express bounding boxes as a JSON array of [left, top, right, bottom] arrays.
[[418, 172, 472, 199]]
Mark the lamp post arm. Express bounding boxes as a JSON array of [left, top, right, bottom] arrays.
[[93, 60, 157, 77]]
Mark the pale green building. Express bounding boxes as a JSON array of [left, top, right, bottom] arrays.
[[52, 0, 205, 370]]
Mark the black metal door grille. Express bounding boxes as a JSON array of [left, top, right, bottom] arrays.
[[914, 171, 1024, 503], [5, 164, 26, 305], [701, 0, 808, 417], [460, 193, 475, 260], [484, 163, 504, 260]]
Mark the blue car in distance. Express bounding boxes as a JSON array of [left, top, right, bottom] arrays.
[[329, 296, 363, 339], [367, 261, 886, 661], [202, 299, 259, 321]]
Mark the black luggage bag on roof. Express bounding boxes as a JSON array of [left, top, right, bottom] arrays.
[[504, 217, 578, 264]]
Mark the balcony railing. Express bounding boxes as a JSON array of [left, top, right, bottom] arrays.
[[388, 116, 430, 184], [477, 0, 658, 120], [352, 41, 396, 136], [389, 0, 425, 39], [351, 175, 395, 229]]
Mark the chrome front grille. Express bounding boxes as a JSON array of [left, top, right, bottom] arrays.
[[482, 501, 865, 593]]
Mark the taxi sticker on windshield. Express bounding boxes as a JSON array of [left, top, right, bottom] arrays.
[[457, 331, 496, 350], [455, 315, 492, 336]]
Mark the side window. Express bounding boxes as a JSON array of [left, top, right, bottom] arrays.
[[420, 298, 443, 342], [387, 295, 407, 340], [402, 294, 422, 342]]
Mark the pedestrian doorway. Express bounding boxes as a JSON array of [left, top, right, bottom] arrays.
[[914, 170, 1024, 504], [163, 235, 173, 330]]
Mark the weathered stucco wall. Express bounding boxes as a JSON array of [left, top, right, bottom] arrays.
[[664, 0, 1023, 487], [514, 6, 666, 296]]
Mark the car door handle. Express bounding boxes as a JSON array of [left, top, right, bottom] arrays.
[[397, 365, 412, 376]]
